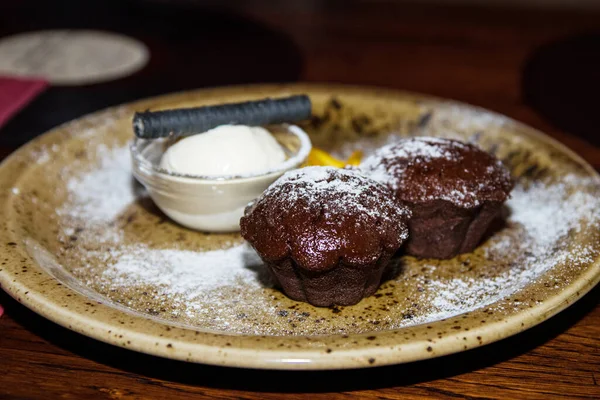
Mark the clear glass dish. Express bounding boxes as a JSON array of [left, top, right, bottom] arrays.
[[130, 124, 311, 232]]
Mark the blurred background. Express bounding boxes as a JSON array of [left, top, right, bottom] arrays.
[[0, 0, 599, 151]]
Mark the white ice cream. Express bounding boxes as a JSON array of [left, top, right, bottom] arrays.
[[160, 125, 286, 177]]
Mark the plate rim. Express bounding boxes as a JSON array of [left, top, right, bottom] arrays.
[[1, 82, 599, 370]]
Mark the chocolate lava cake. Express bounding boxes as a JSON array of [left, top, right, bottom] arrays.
[[240, 166, 411, 307], [360, 137, 513, 259]]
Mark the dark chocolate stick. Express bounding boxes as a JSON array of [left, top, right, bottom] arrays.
[[133, 95, 311, 139]]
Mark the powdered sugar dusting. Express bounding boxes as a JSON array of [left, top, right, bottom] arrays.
[[262, 166, 410, 225], [58, 145, 136, 223], [375, 137, 458, 161], [509, 176, 598, 249], [83, 243, 277, 321], [360, 137, 512, 207], [360, 137, 458, 182], [102, 244, 263, 298]]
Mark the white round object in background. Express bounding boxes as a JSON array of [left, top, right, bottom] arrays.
[[0, 30, 149, 85]]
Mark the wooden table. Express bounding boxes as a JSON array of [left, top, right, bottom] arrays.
[[1, 2, 599, 399]]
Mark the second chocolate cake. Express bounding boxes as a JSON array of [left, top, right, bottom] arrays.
[[240, 166, 411, 307], [360, 137, 513, 259]]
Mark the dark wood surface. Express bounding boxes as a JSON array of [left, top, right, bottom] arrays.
[[1, 2, 599, 399]]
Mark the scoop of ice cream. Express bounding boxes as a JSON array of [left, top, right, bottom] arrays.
[[160, 125, 286, 177]]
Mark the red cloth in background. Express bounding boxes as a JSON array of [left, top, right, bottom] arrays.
[[0, 76, 48, 129]]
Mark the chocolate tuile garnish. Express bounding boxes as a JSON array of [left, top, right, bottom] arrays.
[[133, 95, 311, 139]]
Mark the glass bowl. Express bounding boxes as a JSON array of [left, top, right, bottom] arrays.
[[130, 124, 311, 232]]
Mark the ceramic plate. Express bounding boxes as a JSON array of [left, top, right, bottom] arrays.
[[1, 84, 599, 370]]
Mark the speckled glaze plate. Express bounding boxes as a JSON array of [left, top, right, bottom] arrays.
[[1, 84, 599, 370]]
